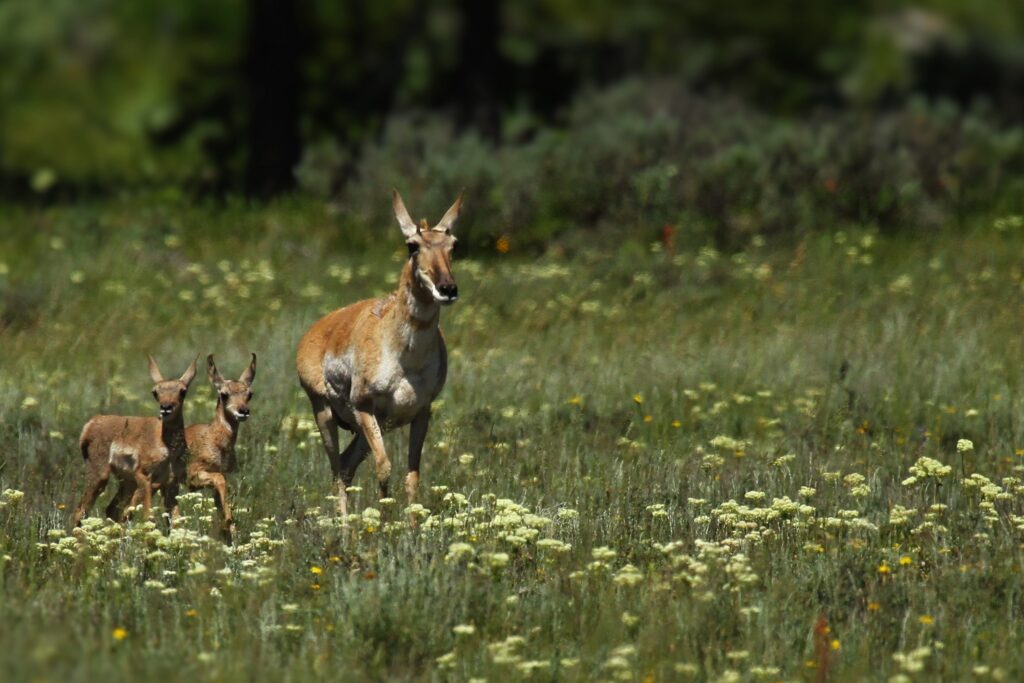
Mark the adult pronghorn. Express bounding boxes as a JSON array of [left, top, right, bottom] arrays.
[[297, 190, 462, 515]]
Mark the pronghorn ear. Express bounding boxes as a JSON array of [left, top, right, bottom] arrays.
[[240, 352, 257, 385], [207, 354, 225, 389], [392, 189, 419, 239], [148, 355, 164, 384], [434, 192, 464, 234], [180, 355, 199, 389]]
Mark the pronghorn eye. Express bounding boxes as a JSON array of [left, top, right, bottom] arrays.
[[152, 390, 158, 400], [406, 241, 419, 256], [246, 391, 253, 401], [450, 239, 460, 258], [221, 391, 229, 400]]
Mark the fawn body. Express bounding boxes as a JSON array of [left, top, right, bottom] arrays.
[[72, 356, 197, 527], [296, 190, 462, 515], [182, 353, 256, 543]]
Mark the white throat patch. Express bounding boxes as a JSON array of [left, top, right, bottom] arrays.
[[416, 269, 447, 303]]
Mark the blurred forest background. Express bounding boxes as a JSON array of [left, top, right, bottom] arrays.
[[3, 0, 1024, 249]]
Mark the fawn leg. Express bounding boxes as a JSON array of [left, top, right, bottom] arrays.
[[71, 472, 108, 528], [104, 479, 135, 521]]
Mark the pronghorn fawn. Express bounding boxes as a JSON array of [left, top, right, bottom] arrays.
[[181, 353, 256, 544], [71, 355, 197, 527], [297, 189, 462, 516]]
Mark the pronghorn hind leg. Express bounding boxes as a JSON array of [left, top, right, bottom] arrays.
[[354, 408, 390, 500], [338, 433, 369, 515], [308, 392, 345, 512]]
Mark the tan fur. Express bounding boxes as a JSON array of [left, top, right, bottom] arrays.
[[71, 356, 197, 527], [296, 190, 463, 515], [180, 353, 256, 544]]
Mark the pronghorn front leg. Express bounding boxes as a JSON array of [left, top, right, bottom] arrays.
[[162, 482, 181, 531], [192, 471, 233, 543], [354, 407, 390, 499], [133, 470, 154, 520], [406, 409, 430, 506]]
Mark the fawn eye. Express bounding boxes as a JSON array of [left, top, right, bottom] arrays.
[[179, 388, 187, 397], [450, 239, 460, 258], [221, 391, 229, 400], [406, 241, 419, 256], [246, 392, 253, 401], [152, 390, 158, 400]]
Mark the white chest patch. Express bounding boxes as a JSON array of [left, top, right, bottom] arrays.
[[322, 314, 447, 430], [375, 364, 441, 428]]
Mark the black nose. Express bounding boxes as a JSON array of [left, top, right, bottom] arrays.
[[160, 404, 174, 415], [439, 283, 458, 299]]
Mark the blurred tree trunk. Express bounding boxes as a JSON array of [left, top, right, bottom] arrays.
[[456, 0, 504, 137], [246, 0, 302, 197]]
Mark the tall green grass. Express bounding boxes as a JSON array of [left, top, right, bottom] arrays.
[[2, 202, 1024, 681]]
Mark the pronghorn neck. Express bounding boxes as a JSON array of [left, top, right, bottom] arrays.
[[160, 412, 187, 457], [213, 398, 241, 447], [398, 258, 440, 331]]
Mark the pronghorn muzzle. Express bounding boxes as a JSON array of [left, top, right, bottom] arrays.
[[438, 281, 458, 302]]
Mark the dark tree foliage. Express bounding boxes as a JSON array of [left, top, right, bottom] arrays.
[[245, 0, 302, 196], [1, 0, 1023, 197]]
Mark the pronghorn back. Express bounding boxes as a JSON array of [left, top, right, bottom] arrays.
[[296, 299, 376, 401]]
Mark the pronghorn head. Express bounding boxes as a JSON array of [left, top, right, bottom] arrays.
[[148, 355, 198, 421], [392, 189, 463, 305], [207, 353, 256, 422]]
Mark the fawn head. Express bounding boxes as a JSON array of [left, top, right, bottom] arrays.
[[393, 189, 463, 305], [148, 355, 198, 420], [208, 353, 256, 422]]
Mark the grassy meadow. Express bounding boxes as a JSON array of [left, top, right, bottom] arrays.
[[3, 202, 1024, 681]]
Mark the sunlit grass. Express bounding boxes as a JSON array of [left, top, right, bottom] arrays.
[[3, 203, 1024, 680]]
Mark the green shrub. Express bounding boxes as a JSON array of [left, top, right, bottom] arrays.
[[298, 80, 1024, 251]]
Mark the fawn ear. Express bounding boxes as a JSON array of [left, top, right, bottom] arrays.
[[207, 354, 225, 389], [240, 352, 257, 385], [148, 355, 164, 383], [392, 189, 419, 239], [434, 192, 464, 234], [180, 355, 198, 389]]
